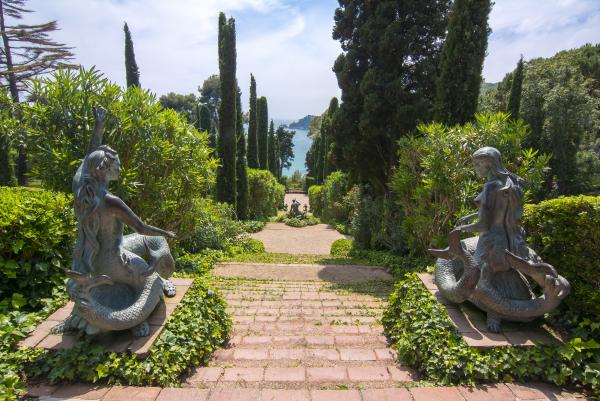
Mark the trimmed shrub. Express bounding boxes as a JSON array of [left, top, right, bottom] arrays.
[[522, 195, 600, 337], [247, 168, 285, 219], [391, 113, 549, 254], [330, 239, 352, 257], [0, 187, 75, 311], [26, 68, 217, 240], [320, 172, 351, 222]]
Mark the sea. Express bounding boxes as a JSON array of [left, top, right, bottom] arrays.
[[273, 119, 310, 177]]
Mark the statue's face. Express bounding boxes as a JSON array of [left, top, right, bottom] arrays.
[[473, 158, 489, 178], [106, 155, 121, 181]]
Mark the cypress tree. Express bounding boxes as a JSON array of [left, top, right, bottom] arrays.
[[236, 86, 248, 219], [507, 55, 524, 120], [247, 74, 259, 168], [434, 0, 491, 125], [216, 12, 237, 206], [124, 22, 140, 87], [314, 135, 323, 184], [257, 96, 269, 170], [268, 120, 278, 177], [198, 104, 216, 147]]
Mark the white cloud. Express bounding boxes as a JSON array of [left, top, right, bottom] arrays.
[[18, 0, 341, 119], [484, 0, 600, 82]]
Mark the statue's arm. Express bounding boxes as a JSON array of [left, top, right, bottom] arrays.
[[458, 212, 478, 224], [104, 194, 176, 238], [87, 107, 106, 154]]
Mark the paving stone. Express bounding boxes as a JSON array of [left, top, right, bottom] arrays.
[[410, 386, 466, 401], [208, 388, 261, 401], [264, 367, 306, 382], [459, 384, 517, 401], [270, 348, 305, 359], [388, 366, 415, 381], [305, 335, 334, 346], [186, 367, 223, 383], [155, 388, 209, 401], [51, 383, 110, 400], [362, 388, 413, 401], [462, 331, 510, 348], [103, 386, 161, 401], [26, 383, 58, 397], [306, 367, 347, 382], [339, 348, 377, 361], [221, 367, 264, 382], [374, 348, 396, 360], [310, 389, 362, 401], [260, 389, 311, 401], [36, 334, 77, 350], [233, 348, 269, 360], [347, 366, 390, 381], [306, 348, 339, 360]]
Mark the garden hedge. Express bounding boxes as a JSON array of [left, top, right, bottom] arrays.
[[0, 187, 75, 311], [247, 168, 285, 219], [522, 195, 600, 337]]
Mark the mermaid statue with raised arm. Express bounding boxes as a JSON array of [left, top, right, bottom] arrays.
[[429, 147, 570, 332], [51, 107, 177, 337]]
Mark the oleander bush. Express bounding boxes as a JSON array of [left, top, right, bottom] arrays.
[[308, 184, 324, 215], [391, 113, 549, 255], [0, 187, 75, 311], [383, 273, 599, 395], [308, 172, 358, 235], [247, 168, 285, 219], [522, 195, 600, 338], [25, 67, 217, 240]]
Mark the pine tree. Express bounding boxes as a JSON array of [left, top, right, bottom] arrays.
[[268, 120, 278, 177], [216, 12, 237, 206], [124, 22, 140, 87], [434, 0, 491, 125], [247, 74, 259, 168], [257, 96, 269, 170], [0, 0, 74, 185], [235, 86, 248, 219], [507, 55, 524, 120]]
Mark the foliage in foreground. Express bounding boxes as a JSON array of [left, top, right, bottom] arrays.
[[391, 113, 549, 254], [383, 274, 599, 394], [522, 195, 600, 339], [26, 67, 217, 240], [0, 187, 75, 312], [2, 277, 231, 398]]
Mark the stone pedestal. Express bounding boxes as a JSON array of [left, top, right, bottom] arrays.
[[416, 273, 561, 348], [19, 278, 193, 357]]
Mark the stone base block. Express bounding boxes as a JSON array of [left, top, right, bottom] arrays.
[[18, 278, 194, 357], [416, 273, 561, 348]]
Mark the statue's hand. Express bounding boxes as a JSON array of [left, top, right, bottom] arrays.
[[164, 231, 176, 239], [93, 106, 107, 124]]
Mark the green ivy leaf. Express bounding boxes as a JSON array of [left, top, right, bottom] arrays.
[[11, 293, 27, 309]]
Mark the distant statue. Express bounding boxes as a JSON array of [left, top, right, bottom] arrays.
[[429, 147, 570, 332], [52, 107, 177, 337], [289, 199, 302, 217]]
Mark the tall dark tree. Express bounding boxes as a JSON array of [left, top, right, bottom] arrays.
[[332, 0, 451, 193], [268, 120, 278, 177], [507, 55, 524, 120], [277, 125, 295, 178], [235, 86, 248, 219], [247, 74, 259, 168], [198, 103, 215, 147], [434, 0, 491, 125], [124, 22, 140, 87], [216, 12, 237, 206], [0, 0, 74, 185], [257, 96, 269, 170]]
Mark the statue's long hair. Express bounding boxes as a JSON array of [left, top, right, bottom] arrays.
[[72, 145, 118, 274], [473, 146, 525, 253]]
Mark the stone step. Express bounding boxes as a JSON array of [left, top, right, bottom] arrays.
[[232, 316, 379, 324], [228, 334, 389, 347], [213, 347, 396, 363], [225, 300, 386, 308], [232, 323, 384, 335], [184, 366, 415, 388]]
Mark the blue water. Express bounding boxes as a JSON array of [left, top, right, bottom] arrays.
[[273, 119, 310, 176]]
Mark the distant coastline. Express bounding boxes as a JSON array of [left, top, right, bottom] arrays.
[[285, 115, 315, 130]]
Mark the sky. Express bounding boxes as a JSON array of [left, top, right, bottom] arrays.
[[18, 0, 600, 120]]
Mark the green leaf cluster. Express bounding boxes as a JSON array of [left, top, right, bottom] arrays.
[[0, 187, 75, 311], [308, 172, 358, 228], [522, 195, 600, 338], [382, 273, 599, 395], [247, 168, 284, 219], [25, 67, 217, 240], [391, 113, 549, 254]]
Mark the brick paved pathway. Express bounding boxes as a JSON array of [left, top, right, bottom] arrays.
[[27, 268, 591, 400], [249, 223, 351, 255]]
